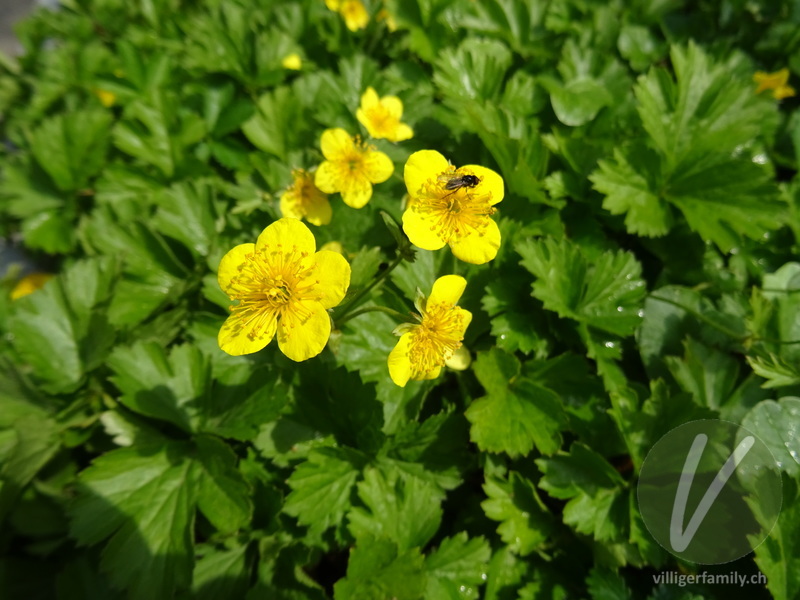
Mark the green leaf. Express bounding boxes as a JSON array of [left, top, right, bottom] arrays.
[[747, 355, 800, 389], [741, 397, 800, 477], [242, 87, 309, 161], [194, 435, 253, 533], [536, 443, 627, 542], [591, 43, 784, 250], [664, 338, 739, 410], [29, 110, 112, 191], [192, 543, 250, 600], [482, 472, 554, 556], [348, 463, 444, 551], [516, 237, 646, 337], [283, 447, 366, 538], [586, 568, 632, 600], [333, 536, 427, 600], [425, 533, 491, 600], [753, 477, 800, 600], [68, 442, 196, 600], [8, 258, 116, 394], [152, 180, 220, 256], [466, 349, 566, 457], [108, 343, 209, 433]]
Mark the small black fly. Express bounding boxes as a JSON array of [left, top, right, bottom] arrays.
[[443, 174, 481, 192]]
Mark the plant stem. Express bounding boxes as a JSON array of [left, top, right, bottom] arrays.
[[333, 254, 405, 322], [336, 305, 412, 327]]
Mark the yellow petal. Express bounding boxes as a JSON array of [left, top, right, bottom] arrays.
[[277, 302, 331, 361], [279, 193, 304, 220], [427, 275, 467, 307], [457, 308, 473, 334], [362, 150, 394, 184], [388, 332, 414, 387], [448, 218, 501, 264], [217, 243, 255, 296], [320, 128, 354, 161], [325, 0, 340, 9], [774, 84, 796, 100], [445, 345, 471, 371], [360, 87, 379, 110], [341, 0, 369, 31], [304, 195, 333, 226], [218, 310, 277, 356], [418, 364, 443, 380], [462, 164, 504, 205], [315, 160, 341, 194], [256, 218, 316, 256], [381, 95, 404, 119], [391, 123, 414, 142], [404, 150, 449, 197], [10, 272, 54, 300], [312, 250, 351, 309], [340, 175, 373, 208], [402, 205, 447, 251]]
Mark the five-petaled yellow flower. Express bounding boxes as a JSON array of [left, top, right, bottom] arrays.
[[315, 128, 394, 209], [754, 68, 796, 100], [356, 87, 413, 142], [388, 275, 472, 387], [403, 150, 504, 265], [325, 0, 369, 32], [217, 218, 351, 360], [280, 169, 332, 226]]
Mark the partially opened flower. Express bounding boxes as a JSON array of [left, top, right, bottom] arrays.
[[356, 87, 413, 142], [217, 218, 351, 360], [753, 68, 796, 100], [388, 275, 472, 387], [280, 169, 331, 226], [315, 128, 394, 209], [325, 0, 369, 32], [403, 150, 504, 264]]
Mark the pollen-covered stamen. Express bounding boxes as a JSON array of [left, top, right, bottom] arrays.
[[226, 243, 323, 338], [416, 169, 496, 242], [407, 302, 466, 376]]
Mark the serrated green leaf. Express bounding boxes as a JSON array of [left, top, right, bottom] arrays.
[[333, 536, 427, 600], [194, 435, 253, 533], [482, 472, 554, 556], [466, 349, 566, 457], [517, 237, 646, 337], [284, 447, 366, 538], [348, 463, 444, 551], [741, 397, 800, 477], [425, 533, 491, 600]]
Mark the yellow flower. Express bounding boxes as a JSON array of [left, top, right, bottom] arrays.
[[282, 53, 303, 70], [356, 87, 413, 142], [315, 128, 394, 209], [754, 68, 796, 100], [403, 150, 504, 265], [376, 8, 397, 32], [280, 169, 332, 226], [445, 345, 471, 370], [94, 89, 116, 107], [10, 273, 53, 300], [217, 218, 351, 360], [325, 0, 369, 31], [388, 275, 472, 387]]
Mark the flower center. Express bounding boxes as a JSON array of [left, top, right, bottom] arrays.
[[408, 302, 465, 375], [416, 169, 496, 242], [226, 243, 321, 339]]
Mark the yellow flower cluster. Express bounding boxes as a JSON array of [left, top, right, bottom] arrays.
[[218, 77, 505, 387]]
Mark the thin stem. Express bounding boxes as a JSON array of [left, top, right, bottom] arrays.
[[336, 305, 412, 328], [333, 254, 405, 321]]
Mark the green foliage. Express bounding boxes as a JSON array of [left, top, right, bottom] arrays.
[[2, 0, 800, 598]]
